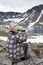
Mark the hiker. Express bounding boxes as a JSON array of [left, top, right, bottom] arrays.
[[6, 22, 29, 65]]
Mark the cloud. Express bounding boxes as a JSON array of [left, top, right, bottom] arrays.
[[0, 4, 15, 12], [0, 0, 43, 12]]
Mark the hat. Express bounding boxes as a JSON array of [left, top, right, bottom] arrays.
[[10, 21, 17, 27], [9, 21, 18, 32]]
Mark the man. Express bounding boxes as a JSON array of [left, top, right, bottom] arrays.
[[6, 22, 30, 65]]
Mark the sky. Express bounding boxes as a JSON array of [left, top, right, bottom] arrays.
[[0, 0, 43, 13]]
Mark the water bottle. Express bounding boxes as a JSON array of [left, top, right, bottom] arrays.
[[18, 27, 25, 33]]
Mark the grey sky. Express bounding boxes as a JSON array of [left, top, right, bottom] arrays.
[[0, 0, 43, 12]]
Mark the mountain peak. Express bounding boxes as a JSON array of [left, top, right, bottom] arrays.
[[27, 4, 43, 13]]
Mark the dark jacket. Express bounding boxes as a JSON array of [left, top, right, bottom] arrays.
[[6, 31, 27, 60]]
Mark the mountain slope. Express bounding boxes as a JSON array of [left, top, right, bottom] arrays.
[[19, 5, 43, 28], [0, 4, 43, 34]]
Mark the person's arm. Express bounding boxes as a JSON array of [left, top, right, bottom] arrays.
[[18, 32, 27, 43], [22, 32, 27, 42]]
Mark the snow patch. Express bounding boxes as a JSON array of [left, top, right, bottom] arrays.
[[0, 35, 43, 43]]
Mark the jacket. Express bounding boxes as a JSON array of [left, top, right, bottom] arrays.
[[6, 31, 27, 60]]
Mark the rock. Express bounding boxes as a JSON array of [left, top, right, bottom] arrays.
[[17, 62, 24, 65]]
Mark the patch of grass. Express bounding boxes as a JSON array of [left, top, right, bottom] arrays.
[[0, 40, 3, 43], [0, 31, 8, 36], [0, 21, 4, 25]]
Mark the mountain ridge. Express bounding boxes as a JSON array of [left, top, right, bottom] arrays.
[[0, 4, 43, 19], [0, 4, 43, 33]]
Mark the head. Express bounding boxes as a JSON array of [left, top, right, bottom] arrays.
[[10, 22, 18, 33], [10, 21, 25, 33]]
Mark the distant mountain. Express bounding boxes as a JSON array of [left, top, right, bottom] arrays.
[[0, 4, 43, 33], [18, 4, 43, 33], [19, 4, 43, 28], [0, 12, 22, 21], [0, 4, 43, 22]]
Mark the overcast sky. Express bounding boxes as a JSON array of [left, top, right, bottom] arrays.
[[0, 0, 43, 13]]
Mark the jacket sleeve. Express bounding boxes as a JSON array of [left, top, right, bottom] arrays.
[[22, 32, 27, 42], [18, 32, 27, 43], [7, 31, 11, 44]]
